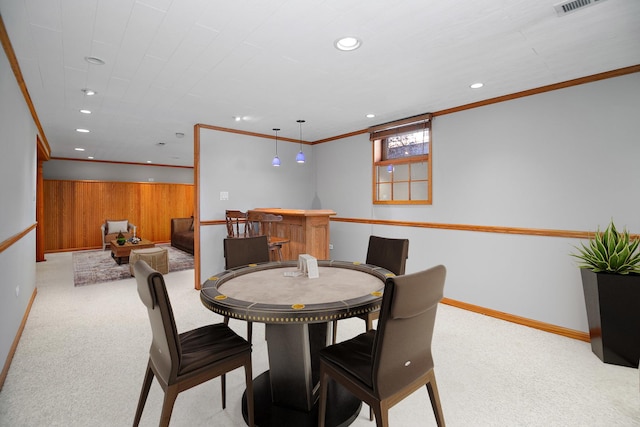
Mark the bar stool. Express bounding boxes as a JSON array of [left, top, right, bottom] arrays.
[[247, 211, 289, 261]]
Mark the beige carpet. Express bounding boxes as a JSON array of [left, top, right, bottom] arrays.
[[0, 252, 638, 426]]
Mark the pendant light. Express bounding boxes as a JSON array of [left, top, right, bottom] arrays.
[[296, 119, 306, 164], [272, 128, 281, 167]]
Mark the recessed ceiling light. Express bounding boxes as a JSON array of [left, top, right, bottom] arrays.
[[366, 113, 375, 118], [470, 82, 484, 89], [234, 116, 242, 122], [79, 109, 91, 114], [81, 88, 96, 96], [146, 160, 152, 163], [74, 147, 85, 151], [84, 56, 105, 65], [76, 128, 90, 133], [335, 36, 362, 51], [88, 156, 94, 159]]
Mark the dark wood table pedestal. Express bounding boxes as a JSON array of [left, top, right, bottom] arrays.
[[240, 322, 361, 426], [241, 371, 361, 427]]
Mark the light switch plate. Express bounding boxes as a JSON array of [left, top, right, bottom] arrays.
[[220, 191, 229, 201]]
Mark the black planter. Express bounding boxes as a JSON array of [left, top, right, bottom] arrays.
[[580, 268, 640, 367]]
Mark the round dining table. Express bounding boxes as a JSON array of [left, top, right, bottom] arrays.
[[200, 260, 393, 427]]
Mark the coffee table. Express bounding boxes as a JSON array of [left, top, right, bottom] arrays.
[[110, 239, 155, 264]]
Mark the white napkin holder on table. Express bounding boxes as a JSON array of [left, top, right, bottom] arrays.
[[298, 254, 319, 279]]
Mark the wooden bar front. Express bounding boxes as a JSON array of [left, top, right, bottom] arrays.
[[248, 208, 336, 261]]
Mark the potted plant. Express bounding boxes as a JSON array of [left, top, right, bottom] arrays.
[[572, 220, 640, 367], [116, 231, 126, 246]]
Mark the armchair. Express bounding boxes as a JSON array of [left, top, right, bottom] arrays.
[[101, 219, 136, 250]]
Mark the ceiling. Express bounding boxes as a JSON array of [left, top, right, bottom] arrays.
[[1, 0, 639, 167]]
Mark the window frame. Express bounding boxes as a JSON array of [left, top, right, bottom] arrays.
[[371, 113, 432, 205]]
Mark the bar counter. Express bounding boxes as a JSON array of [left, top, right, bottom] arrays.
[[248, 208, 336, 260]]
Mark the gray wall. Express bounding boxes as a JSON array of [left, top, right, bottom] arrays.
[[0, 44, 38, 370], [315, 73, 640, 332], [43, 159, 193, 183], [198, 129, 317, 281]]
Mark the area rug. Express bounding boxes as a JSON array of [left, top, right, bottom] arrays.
[[72, 244, 193, 286]]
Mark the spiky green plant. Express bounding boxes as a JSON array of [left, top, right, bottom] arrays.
[[572, 221, 640, 275]]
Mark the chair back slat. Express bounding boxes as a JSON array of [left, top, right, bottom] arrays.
[[135, 260, 182, 385], [247, 212, 283, 240], [372, 265, 446, 399], [226, 210, 249, 238]]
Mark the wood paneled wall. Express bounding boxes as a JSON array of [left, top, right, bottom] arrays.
[[43, 180, 194, 251]]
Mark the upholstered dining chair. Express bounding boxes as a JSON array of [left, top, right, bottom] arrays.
[[247, 211, 289, 261], [224, 235, 270, 270], [133, 260, 254, 427], [332, 235, 409, 344], [223, 235, 271, 343], [318, 265, 447, 427], [101, 219, 136, 250]]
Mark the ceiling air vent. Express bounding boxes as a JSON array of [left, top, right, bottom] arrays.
[[554, 0, 608, 16]]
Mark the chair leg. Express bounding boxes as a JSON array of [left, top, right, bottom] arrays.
[[331, 320, 338, 345], [318, 365, 329, 427], [372, 402, 388, 427], [244, 359, 255, 427], [225, 316, 251, 345], [365, 313, 374, 331], [425, 370, 445, 427], [133, 364, 154, 427], [159, 385, 179, 427], [221, 374, 226, 409], [268, 245, 283, 262]]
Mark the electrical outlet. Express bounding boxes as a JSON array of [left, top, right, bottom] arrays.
[[329, 244, 334, 250], [220, 191, 229, 201]]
